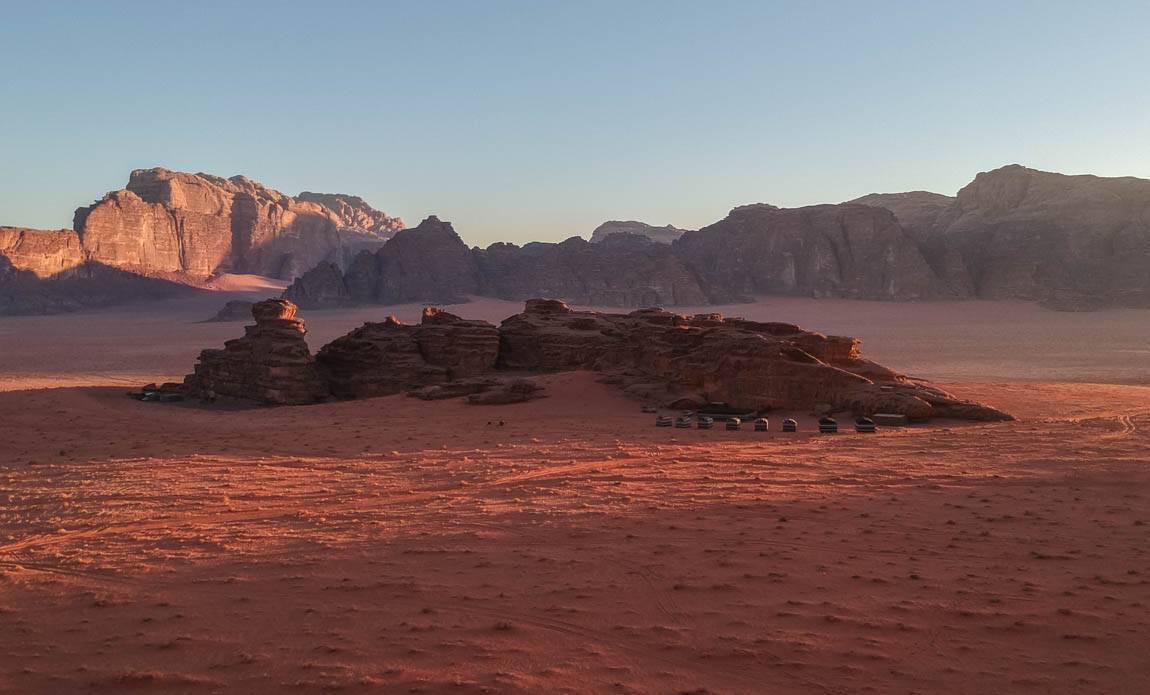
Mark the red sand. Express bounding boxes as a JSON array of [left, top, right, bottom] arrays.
[[1, 295, 1149, 693]]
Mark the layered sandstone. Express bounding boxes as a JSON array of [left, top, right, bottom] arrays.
[[174, 298, 1008, 421], [498, 299, 1011, 421], [182, 299, 327, 405], [315, 307, 500, 399]]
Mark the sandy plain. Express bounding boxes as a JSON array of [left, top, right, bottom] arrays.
[[1, 283, 1147, 694]]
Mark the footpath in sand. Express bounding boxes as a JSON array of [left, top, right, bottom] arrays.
[[1, 373, 1148, 694]]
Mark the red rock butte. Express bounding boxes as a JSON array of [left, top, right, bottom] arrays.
[[177, 298, 1011, 421]]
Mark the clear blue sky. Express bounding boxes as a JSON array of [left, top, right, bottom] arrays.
[[2, 0, 1148, 246]]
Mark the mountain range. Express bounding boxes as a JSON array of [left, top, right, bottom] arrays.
[[3, 164, 1149, 314]]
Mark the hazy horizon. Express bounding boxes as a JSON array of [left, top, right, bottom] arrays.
[[3, 0, 1149, 245]]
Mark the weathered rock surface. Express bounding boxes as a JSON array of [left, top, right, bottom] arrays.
[[497, 299, 1011, 421], [183, 299, 327, 405], [590, 220, 689, 244], [315, 307, 500, 399]]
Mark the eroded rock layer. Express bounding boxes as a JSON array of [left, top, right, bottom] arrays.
[[315, 308, 500, 399], [182, 299, 327, 405], [498, 299, 1011, 421], [177, 299, 1009, 421]]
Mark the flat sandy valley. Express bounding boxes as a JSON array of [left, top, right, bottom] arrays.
[[1, 291, 1148, 694]]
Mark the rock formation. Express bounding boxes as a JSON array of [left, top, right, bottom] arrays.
[[590, 220, 689, 244], [74, 168, 403, 280], [498, 299, 1011, 421], [173, 298, 1009, 421], [182, 299, 327, 405], [315, 307, 500, 399], [0, 169, 403, 314]]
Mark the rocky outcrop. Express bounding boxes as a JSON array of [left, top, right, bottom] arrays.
[[673, 203, 939, 302], [173, 298, 1008, 421], [281, 262, 352, 308], [498, 299, 1011, 421], [315, 307, 500, 399], [182, 299, 327, 405], [590, 220, 688, 244]]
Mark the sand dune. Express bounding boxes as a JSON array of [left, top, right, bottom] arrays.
[[1, 297, 1148, 693]]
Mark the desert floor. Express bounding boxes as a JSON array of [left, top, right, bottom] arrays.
[[1, 289, 1148, 694]]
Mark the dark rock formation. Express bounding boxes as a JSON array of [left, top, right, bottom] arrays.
[[182, 299, 327, 405], [498, 299, 1011, 421], [673, 203, 939, 301], [590, 220, 688, 244], [315, 307, 500, 399], [281, 262, 352, 308]]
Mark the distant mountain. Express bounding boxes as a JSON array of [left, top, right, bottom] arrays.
[[589, 220, 688, 244], [853, 165, 1150, 307], [0, 168, 403, 314], [6, 164, 1150, 314], [284, 217, 708, 309]]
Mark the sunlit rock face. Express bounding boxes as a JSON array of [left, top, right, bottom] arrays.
[[74, 168, 403, 281]]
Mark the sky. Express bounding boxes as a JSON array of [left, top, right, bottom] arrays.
[[2, 0, 1149, 247]]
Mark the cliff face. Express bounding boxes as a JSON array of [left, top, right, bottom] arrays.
[[857, 165, 1150, 307], [0, 168, 403, 314], [673, 203, 939, 301], [73, 168, 403, 280]]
